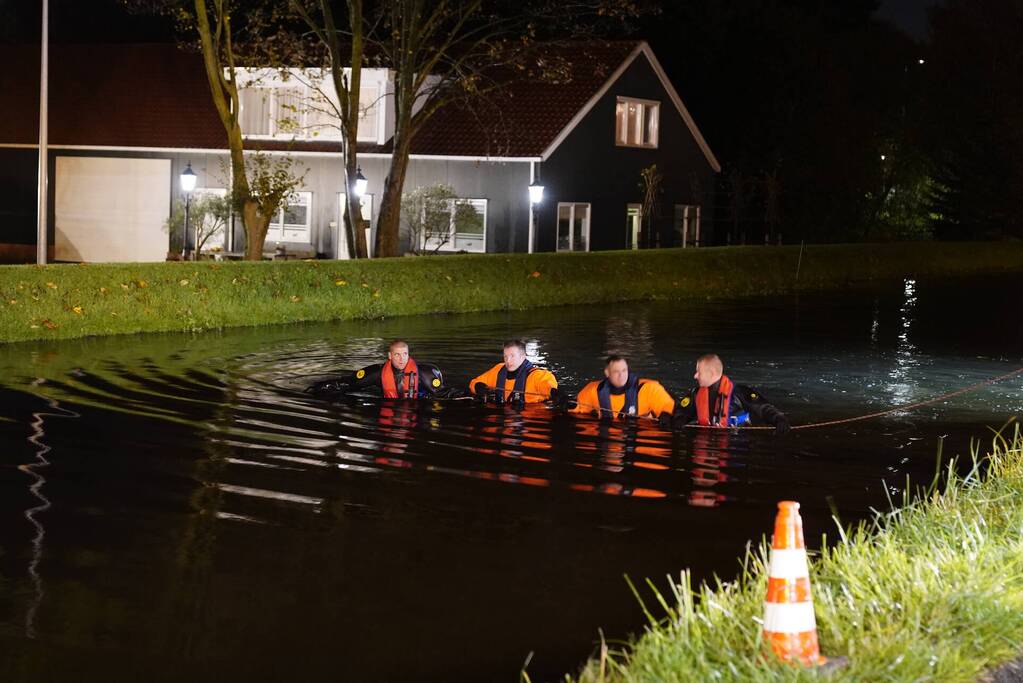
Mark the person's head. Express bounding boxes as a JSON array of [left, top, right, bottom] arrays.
[[604, 355, 629, 389], [388, 340, 410, 371], [502, 339, 527, 372], [694, 353, 723, 388]]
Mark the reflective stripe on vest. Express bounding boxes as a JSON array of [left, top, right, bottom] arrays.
[[495, 359, 534, 402], [381, 357, 419, 399], [596, 374, 642, 418]]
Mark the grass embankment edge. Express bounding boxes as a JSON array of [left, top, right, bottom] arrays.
[[2, 242, 1022, 343], [562, 424, 1023, 682]]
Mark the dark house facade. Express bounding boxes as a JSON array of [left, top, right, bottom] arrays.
[[0, 41, 719, 262]]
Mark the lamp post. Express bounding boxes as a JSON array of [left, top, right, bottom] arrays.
[[353, 167, 368, 197], [179, 162, 197, 260], [527, 164, 544, 254]]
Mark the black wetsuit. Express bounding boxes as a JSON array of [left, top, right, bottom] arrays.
[[307, 362, 444, 398]]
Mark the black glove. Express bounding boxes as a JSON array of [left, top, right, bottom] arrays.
[[434, 386, 470, 399], [508, 391, 525, 408], [657, 412, 674, 429], [548, 388, 574, 411], [773, 414, 790, 436]]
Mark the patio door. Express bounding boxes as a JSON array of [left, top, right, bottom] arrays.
[[556, 203, 590, 252], [625, 204, 642, 250]]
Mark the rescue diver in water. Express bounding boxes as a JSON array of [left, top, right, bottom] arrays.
[[674, 353, 790, 434], [469, 339, 560, 405], [306, 339, 447, 398], [570, 355, 677, 423]]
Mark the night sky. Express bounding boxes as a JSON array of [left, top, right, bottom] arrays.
[[2, 0, 939, 44]]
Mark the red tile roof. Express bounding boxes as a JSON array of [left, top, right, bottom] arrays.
[[1, 41, 639, 157]]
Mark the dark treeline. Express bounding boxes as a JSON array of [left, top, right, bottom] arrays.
[[645, 0, 1023, 244]]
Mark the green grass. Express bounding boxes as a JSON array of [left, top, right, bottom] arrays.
[[2, 242, 1022, 343], [562, 424, 1023, 683]]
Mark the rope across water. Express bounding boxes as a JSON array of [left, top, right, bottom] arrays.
[[502, 366, 1023, 431]]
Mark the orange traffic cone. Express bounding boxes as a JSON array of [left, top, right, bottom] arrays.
[[763, 500, 827, 666]]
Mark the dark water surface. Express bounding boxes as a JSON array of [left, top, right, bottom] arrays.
[[1, 275, 1021, 682]]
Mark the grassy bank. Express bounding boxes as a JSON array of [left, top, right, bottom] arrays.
[[566, 424, 1023, 682], [1, 242, 1022, 343]]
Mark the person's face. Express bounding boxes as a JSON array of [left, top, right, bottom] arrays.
[[503, 346, 525, 372], [388, 345, 409, 371], [604, 359, 629, 388], [694, 360, 720, 388]]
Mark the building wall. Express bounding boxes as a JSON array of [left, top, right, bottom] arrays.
[[400, 159, 531, 253], [535, 53, 718, 252], [0, 148, 48, 262]]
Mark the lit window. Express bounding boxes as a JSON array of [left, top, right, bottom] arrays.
[[615, 97, 659, 148], [557, 203, 590, 252], [267, 191, 312, 243]]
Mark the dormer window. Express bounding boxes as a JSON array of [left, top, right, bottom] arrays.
[[615, 97, 659, 148], [235, 68, 387, 143]]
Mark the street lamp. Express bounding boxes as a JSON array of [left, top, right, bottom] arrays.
[[179, 162, 197, 260], [353, 167, 368, 197], [528, 180, 544, 204], [527, 172, 544, 253]]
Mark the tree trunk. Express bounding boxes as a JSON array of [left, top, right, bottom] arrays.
[[342, 164, 368, 259], [375, 137, 412, 258], [243, 201, 270, 260]]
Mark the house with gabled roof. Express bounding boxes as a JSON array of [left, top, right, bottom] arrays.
[[0, 40, 719, 262]]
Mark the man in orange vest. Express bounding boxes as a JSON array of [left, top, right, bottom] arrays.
[[674, 353, 790, 434], [306, 339, 446, 398], [470, 339, 559, 405], [570, 355, 677, 423]]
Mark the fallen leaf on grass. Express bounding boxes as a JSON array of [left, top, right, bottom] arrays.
[[335, 279, 348, 286], [290, 295, 301, 303], [46, 282, 57, 289], [529, 271, 542, 278], [41, 319, 57, 330], [179, 279, 190, 286], [72, 306, 83, 315]]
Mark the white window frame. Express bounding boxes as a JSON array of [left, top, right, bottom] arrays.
[[266, 191, 313, 244], [626, 203, 642, 250], [674, 204, 702, 248], [556, 202, 591, 253], [421, 198, 488, 253], [615, 97, 660, 149]]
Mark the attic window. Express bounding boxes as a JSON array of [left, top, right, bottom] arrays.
[[615, 97, 659, 148]]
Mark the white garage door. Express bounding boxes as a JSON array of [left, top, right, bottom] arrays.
[[55, 157, 171, 263]]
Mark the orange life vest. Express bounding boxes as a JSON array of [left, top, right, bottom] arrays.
[[696, 374, 734, 427], [380, 358, 419, 399]]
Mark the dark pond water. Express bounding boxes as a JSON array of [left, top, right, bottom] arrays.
[[1, 274, 1021, 682]]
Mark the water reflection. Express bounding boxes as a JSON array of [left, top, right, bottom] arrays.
[[19, 379, 79, 639], [888, 278, 920, 410]]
